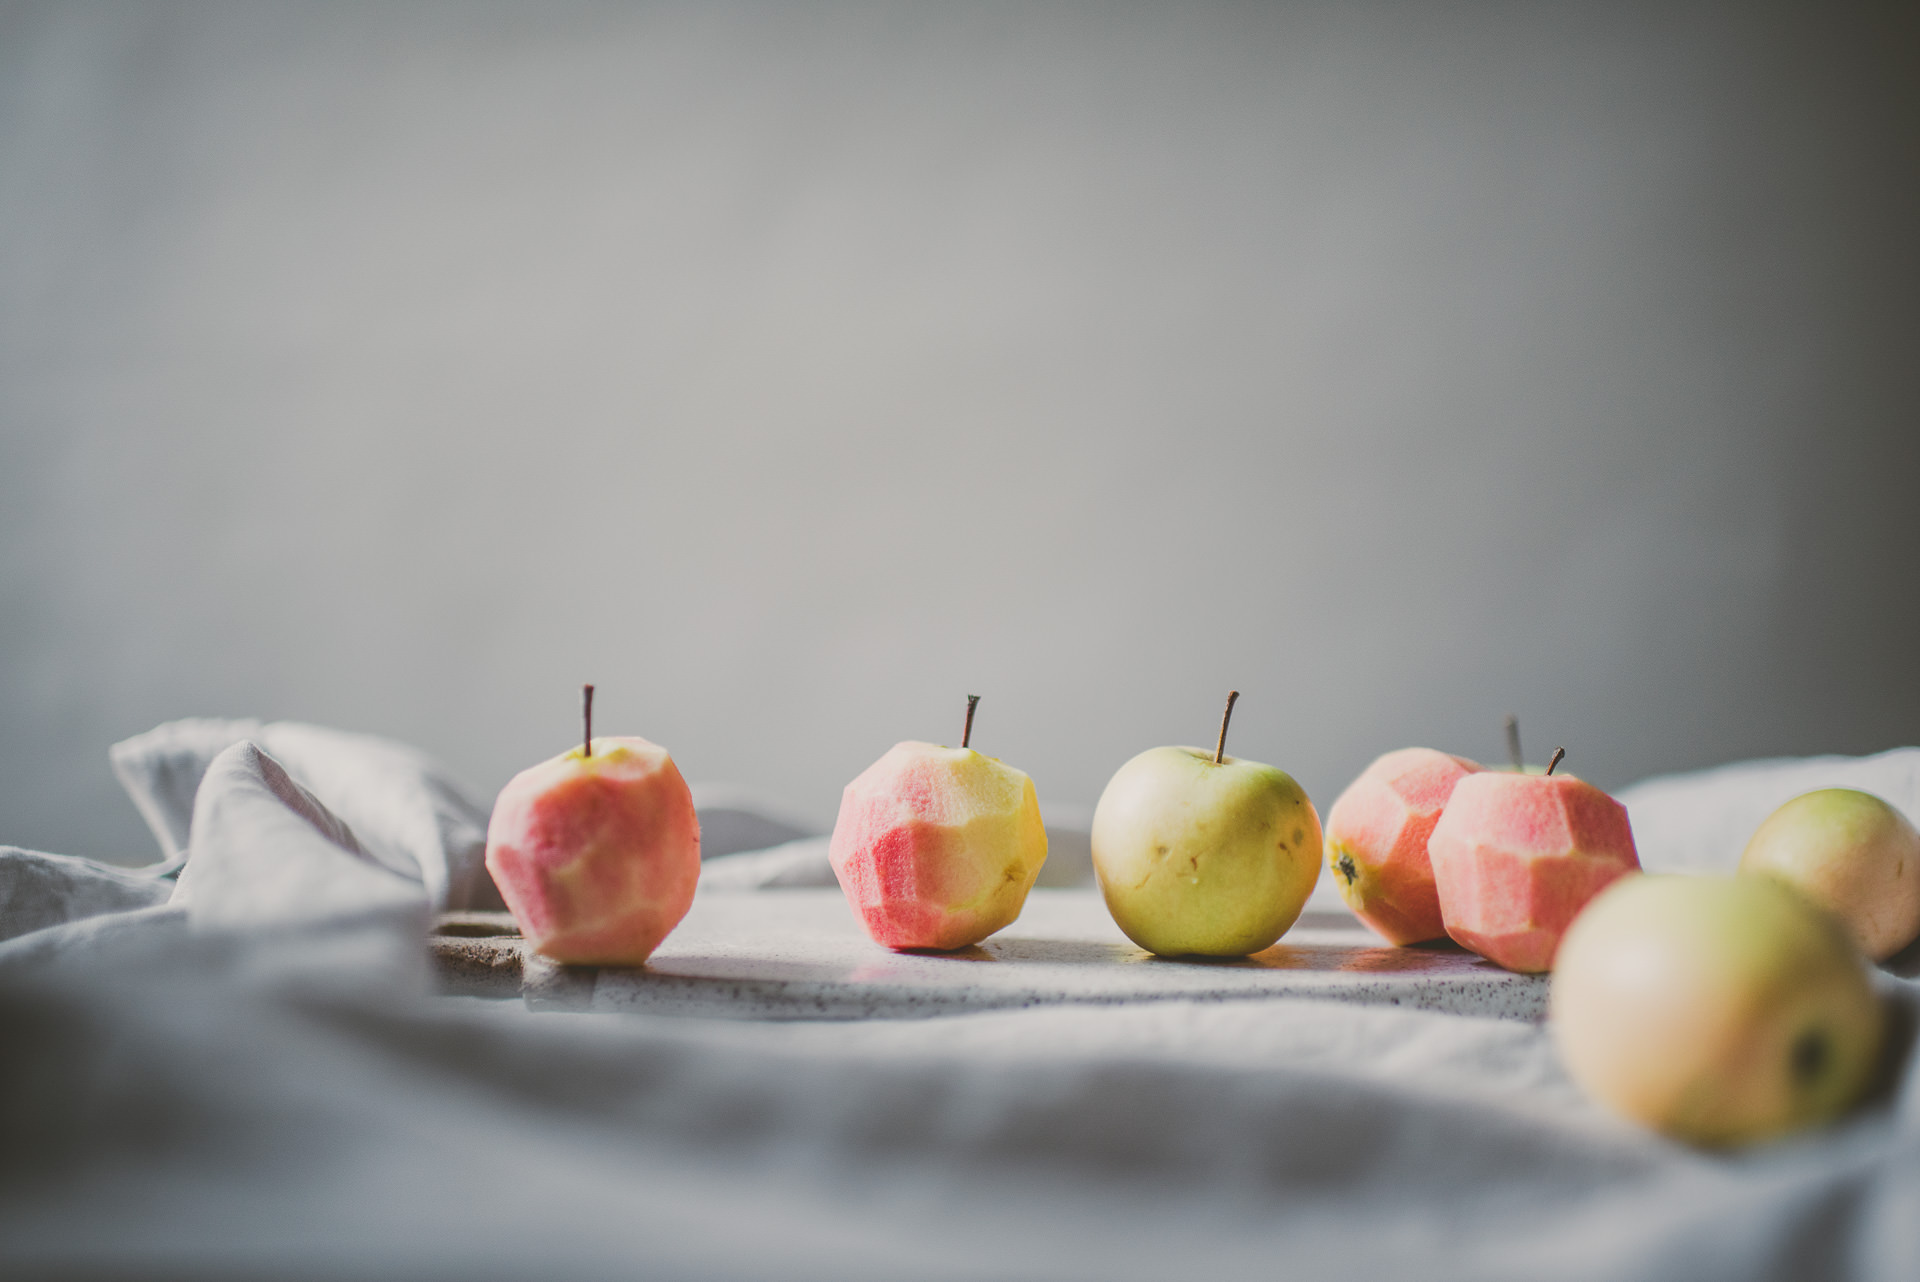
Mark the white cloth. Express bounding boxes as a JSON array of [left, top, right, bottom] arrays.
[[1617, 747, 1920, 874], [1, 721, 1917, 1281]]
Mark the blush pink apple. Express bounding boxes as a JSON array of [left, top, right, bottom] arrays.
[[1324, 748, 1483, 945], [1427, 763, 1640, 973], [485, 735, 700, 965], [830, 739, 1048, 951]]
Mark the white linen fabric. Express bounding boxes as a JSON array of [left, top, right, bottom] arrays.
[[111, 717, 502, 908], [1, 721, 1917, 1281], [1616, 749, 1920, 874]]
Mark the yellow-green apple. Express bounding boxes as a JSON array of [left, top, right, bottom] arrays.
[[1091, 691, 1321, 957], [829, 696, 1048, 950], [485, 686, 700, 965], [1739, 788, 1920, 962], [1324, 748, 1483, 945], [1552, 872, 1884, 1147], [1427, 749, 1639, 972]]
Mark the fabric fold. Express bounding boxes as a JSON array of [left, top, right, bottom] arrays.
[[111, 717, 499, 910], [172, 741, 430, 988], [0, 847, 174, 944]]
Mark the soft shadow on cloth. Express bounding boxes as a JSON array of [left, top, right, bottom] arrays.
[[0, 720, 1917, 1281]]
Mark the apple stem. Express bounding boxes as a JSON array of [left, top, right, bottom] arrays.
[[1547, 746, 1566, 776], [1505, 714, 1523, 771], [582, 683, 595, 758], [962, 694, 980, 749], [1214, 690, 1240, 765]]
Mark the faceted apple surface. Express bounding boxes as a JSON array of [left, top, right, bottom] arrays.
[[829, 741, 1048, 950], [1324, 748, 1482, 945], [485, 736, 701, 965], [1427, 771, 1640, 973]]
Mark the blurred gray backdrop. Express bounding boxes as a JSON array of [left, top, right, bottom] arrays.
[[3, 0, 1916, 862]]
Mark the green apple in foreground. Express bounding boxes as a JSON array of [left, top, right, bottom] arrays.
[[1091, 692, 1321, 956], [1551, 873, 1883, 1148], [1739, 788, 1920, 962]]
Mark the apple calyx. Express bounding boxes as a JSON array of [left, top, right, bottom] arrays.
[[962, 694, 981, 750], [1214, 690, 1241, 765], [1546, 747, 1566, 777], [1792, 1029, 1831, 1086], [582, 683, 596, 759]]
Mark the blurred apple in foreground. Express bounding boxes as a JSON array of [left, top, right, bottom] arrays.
[[1552, 873, 1884, 1147], [1739, 788, 1920, 962], [830, 696, 1048, 950], [1092, 692, 1321, 957], [486, 685, 701, 965], [1324, 748, 1482, 945], [1427, 749, 1639, 972]]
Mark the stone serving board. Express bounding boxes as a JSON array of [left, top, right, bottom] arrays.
[[432, 888, 1548, 1021]]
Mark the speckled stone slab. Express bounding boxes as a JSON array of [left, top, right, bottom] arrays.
[[431, 888, 1547, 1022]]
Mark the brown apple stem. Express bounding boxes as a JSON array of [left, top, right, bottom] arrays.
[[1505, 714, 1523, 771], [962, 694, 980, 749], [1214, 690, 1240, 765], [582, 683, 595, 758], [1547, 746, 1566, 776]]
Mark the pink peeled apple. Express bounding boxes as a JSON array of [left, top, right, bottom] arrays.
[[830, 696, 1048, 951], [1427, 750, 1640, 972], [485, 687, 700, 965], [1324, 748, 1483, 945]]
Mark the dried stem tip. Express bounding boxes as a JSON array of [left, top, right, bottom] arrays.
[[962, 694, 980, 750], [582, 684, 595, 758], [1504, 714, 1523, 771], [1214, 690, 1240, 765], [1546, 746, 1566, 777]]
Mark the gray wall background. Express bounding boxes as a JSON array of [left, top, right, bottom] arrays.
[[3, 1, 1916, 863]]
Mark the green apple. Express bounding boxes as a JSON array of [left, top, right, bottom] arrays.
[[1090, 692, 1321, 956], [1551, 873, 1883, 1147], [1739, 788, 1920, 962]]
